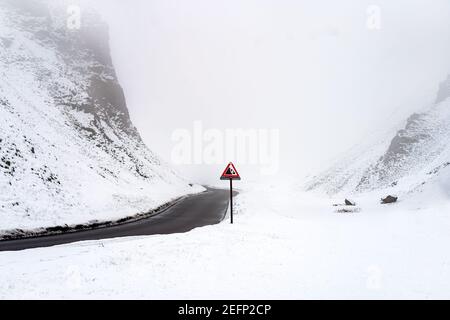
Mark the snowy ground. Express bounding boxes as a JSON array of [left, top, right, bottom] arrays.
[[1, 181, 450, 299]]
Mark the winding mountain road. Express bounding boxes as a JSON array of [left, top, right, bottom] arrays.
[[0, 188, 234, 252]]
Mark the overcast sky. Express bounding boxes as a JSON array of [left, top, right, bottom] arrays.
[[83, 0, 450, 184]]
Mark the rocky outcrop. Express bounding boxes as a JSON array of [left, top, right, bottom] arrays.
[[0, 0, 202, 231], [306, 74, 450, 196]]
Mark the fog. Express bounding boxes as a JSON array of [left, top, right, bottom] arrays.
[[84, 0, 450, 184]]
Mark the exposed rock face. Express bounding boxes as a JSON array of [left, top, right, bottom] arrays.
[[4, 0, 137, 138], [0, 0, 202, 231], [355, 76, 450, 192], [306, 74, 450, 196]]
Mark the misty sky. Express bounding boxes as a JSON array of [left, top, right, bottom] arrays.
[[84, 0, 450, 184]]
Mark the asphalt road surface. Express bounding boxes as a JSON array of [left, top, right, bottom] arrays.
[[0, 188, 234, 252]]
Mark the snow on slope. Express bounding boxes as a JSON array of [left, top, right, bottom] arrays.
[[306, 75, 450, 200], [0, 0, 203, 233], [2, 183, 450, 299]]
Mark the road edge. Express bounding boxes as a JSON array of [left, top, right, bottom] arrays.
[[0, 190, 207, 242]]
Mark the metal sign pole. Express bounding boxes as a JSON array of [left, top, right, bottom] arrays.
[[230, 178, 233, 224]]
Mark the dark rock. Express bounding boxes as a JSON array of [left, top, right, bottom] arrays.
[[381, 195, 398, 204], [345, 199, 355, 206]]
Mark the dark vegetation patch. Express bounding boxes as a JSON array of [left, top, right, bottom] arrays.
[[46, 225, 70, 233], [1, 155, 15, 176], [136, 164, 149, 179], [0, 98, 11, 109], [32, 165, 61, 185], [428, 162, 450, 175], [79, 126, 97, 138], [98, 166, 118, 180]]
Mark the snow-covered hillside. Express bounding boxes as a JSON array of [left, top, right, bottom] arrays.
[[306, 75, 450, 200], [0, 0, 203, 233]]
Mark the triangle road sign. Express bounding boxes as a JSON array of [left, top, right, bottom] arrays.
[[220, 162, 241, 180]]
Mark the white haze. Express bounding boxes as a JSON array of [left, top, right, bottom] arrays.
[[83, 0, 450, 185]]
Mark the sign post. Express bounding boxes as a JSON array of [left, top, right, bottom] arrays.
[[220, 162, 241, 224]]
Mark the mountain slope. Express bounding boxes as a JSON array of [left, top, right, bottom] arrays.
[[306, 75, 450, 199], [0, 0, 203, 232]]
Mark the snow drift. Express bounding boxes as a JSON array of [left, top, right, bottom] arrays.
[[0, 0, 203, 233]]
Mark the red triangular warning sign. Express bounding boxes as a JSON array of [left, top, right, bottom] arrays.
[[220, 162, 241, 180]]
